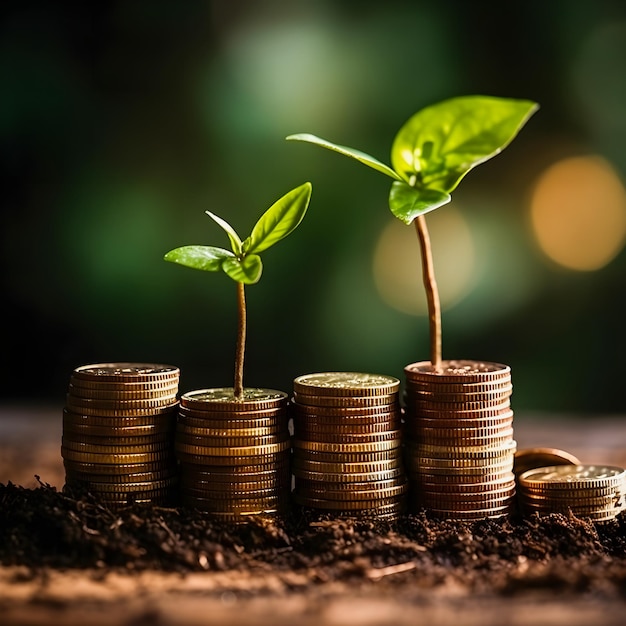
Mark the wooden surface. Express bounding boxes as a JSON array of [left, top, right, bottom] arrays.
[[1, 404, 625, 626]]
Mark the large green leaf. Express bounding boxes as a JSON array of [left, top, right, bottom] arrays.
[[388, 182, 451, 224], [222, 254, 263, 284], [163, 245, 234, 272], [390, 95, 539, 193], [286, 133, 402, 181], [205, 210, 243, 255], [244, 182, 312, 254]]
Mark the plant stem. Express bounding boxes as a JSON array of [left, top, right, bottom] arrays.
[[234, 281, 246, 400], [414, 215, 442, 370]]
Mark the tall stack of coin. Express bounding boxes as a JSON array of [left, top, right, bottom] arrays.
[[62, 363, 180, 508], [175, 388, 291, 521], [291, 372, 407, 520], [403, 360, 516, 520], [518, 464, 626, 522]]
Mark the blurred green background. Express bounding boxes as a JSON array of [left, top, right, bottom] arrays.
[[2, 0, 625, 414]]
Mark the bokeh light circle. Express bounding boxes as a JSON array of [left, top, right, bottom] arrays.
[[529, 155, 626, 271]]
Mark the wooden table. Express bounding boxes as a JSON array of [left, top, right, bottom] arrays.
[[1, 404, 625, 626]]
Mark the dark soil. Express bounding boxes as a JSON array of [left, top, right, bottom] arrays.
[[1, 477, 625, 598]]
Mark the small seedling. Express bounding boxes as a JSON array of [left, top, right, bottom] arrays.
[[287, 95, 538, 369], [164, 182, 312, 399]]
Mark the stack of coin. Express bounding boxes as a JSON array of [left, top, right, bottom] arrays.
[[175, 388, 291, 522], [403, 359, 516, 520], [62, 363, 180, 508], [291, 372, 407, 520], [518, 464, 626, 522]]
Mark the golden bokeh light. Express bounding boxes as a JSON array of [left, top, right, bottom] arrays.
[[530, 155, 626, 271], [372, 207, 476, 316]]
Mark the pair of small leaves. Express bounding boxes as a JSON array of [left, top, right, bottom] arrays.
[[164, 182, 312, 284], [287, 95, 539, 224]]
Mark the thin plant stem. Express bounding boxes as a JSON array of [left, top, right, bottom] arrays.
[[414, 215, 442, 370], [234, 281, 246, 400]]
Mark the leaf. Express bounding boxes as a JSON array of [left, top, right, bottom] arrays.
[[244, 182, 312, 254], [388, 181, 451, 224], [222, 254, 263, 284], [286, 133, 402, 181], [390, 95, 539, 193], [163, 245, 234, 272], [205, 210, 243, 255]]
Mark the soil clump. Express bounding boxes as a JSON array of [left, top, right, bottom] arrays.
[[1, 477, 625, 598]]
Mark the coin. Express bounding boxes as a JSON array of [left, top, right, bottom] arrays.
[[293, 439, 400, 453], [292, 392, 398, 407], [513, 447, 581, 477], [291, 493, 404, 511], [175, 432, 288, 448], [71, 363, 180, 382], [62, 408, 177, 428], [292, 467, 404, 483], [180, 388, 288, 411], [293, 430, 401, 445], [61, 447, 172, 464], [68, 383, 179, 401], [404, 360, 511, 383], [61, 438, 172, 454], [292, 458, 404, 474], [293, 372, 400, 396], [519, 465, 626, 489]]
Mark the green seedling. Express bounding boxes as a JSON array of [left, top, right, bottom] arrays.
[[287, 95, 538, 369], [164, 182, 312, 399]]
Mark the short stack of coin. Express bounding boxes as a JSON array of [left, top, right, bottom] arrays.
[[518, 464, 626, 522], [403, 359, 516, 520], [290, 372, 408, 520], [175, 388, 291, 522], [62, 363, 180, 508]]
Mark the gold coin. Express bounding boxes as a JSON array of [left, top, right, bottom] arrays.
[[293, 372, 400, 396], [407, 441, 516, 457], [176, 451, 291, 467], [66, 394, 178, 410], [63, 403, 179, 418], [293, 439, 399, 453], [513, 448, 581, 477], [518, 464, 626, 489], [178, 405, 287, 419], [180, 388, 288, 411], [69, 377, 180, 392], [294, 420, 401, 435], [64, 469, 176, 484], [406, 406, 513, 420], [180, 483, 286, 498], [294, 430, 401, 445], [68, 384, 179, 401], [179, 494, 288, 512], [409, 398, 512, 412], [71, 363, 180, 382], [423, 505, 513, 520], [62, 421, 174, 438], [180, 495, 285, 515], [176, 424, 282, 438], [63, 459, 173, 475], [404, 360, 511, 383], [292, 458, 404, 474], [415, 478, 516, 494], [405, 413, 514, 429], [291, 493, 404, 511], [518, 493, 625, 509], [177, 414, 287, 431], [294, 482, 408, 502], [65, 476, 178, 493], [181, 475, 288, 491], [175, 438, 291, 457], [410, 426, 515, 440], [412, 467, 513, 482], [61, 438, 172, 454], [406, 379, 514, 393], [292, 467, 404, 483], [291, 403, 400, 417], [180, 462, 290, 478], [61, 447, 171, 464], [406, 386, 513, 404], [62, 431, 171, 446], [519, 484, 624, 499], [408, 456, 514, 472], [292, 392, 398, 408], [62, 408, 176, 428], [175, 432, 288, 448], [296, 449, 402, 464]]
